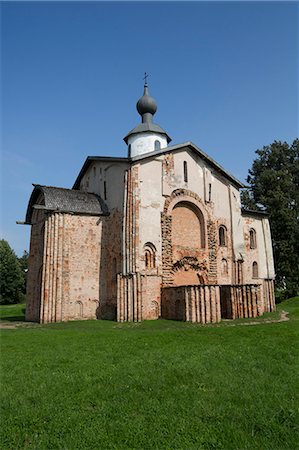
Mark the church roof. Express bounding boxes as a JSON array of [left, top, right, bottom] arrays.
[[72, 141, 245, 190], [131, 142, 245, 188], [25, 185, 108, 224], [241, 208, 269, 218], [123, 122, 171, 144]]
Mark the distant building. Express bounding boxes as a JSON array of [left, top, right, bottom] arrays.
[[24, 81, 275, 324]]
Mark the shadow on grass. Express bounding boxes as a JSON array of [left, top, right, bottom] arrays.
[[0, 307, 26, 322], [0, 315, 26, 322]]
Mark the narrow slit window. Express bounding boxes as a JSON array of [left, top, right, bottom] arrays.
[[219, 226, 227, 246], [183, 161, 188, 183], [208, 183, 212, 202], [249, 229, 257, 249], [104, 181, 107, 200]]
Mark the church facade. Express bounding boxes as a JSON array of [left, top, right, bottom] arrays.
[[24, 82, 275, 324]]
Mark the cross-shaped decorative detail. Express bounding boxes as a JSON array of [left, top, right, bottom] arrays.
[[143, 72, 149, 85]]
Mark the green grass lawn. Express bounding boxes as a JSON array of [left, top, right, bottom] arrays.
[[1, 299, 298, 449], [0, 303, 26, 322]]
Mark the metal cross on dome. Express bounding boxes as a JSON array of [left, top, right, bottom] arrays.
[[143, 72, 149, 85]]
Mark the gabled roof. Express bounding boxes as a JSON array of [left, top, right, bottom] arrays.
[[73, 156, 129, 189], [241, 208, 269, 218], [131, 141, 245, 188], [72, 141, 245, 190], [25, 185, 108, 224]]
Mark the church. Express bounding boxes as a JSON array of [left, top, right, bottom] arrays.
[[24, 80, 275, 324]]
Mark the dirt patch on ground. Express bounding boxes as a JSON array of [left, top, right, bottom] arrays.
[[223, 310, 290, 327], [0, 321, 37, 330]]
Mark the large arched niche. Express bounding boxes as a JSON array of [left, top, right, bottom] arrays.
[[161, 189, 209, 286], [172, 201, 205, 251]]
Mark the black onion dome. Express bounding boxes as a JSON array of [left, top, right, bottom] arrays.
[[136, 85, 157, 116]]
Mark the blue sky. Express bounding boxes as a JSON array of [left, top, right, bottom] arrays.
[[1, 1, 298, 255]]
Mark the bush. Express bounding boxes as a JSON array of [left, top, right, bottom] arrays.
[[0, 240, 24, 304]]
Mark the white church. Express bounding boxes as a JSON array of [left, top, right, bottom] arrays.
[[24, 79, 275, 324]]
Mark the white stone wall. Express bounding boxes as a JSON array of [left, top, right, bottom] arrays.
[[135, 148, 274, 286], [80, 161, 129, 211], [128, 132, 168, 158]]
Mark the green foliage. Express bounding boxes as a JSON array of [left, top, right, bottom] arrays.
[[243, 139, 299, 299], [0, 240, 24, 305], [17, 250, 29, 295], [0, 298, 298, 449]]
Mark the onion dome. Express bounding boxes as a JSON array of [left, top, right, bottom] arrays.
[[124, 78, 171, 144], [136, 84, 157, 118]]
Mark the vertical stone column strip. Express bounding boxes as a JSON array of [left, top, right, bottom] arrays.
[[270, 280, 275, 311], [257, 285, 262, 316], [51, 213, 58, 323], [215, 285, 221, 322], [43, 214, 51, 323], [127, 276, 132, 321], [132, 166, 140, 273], [123, 171, 128, 275], [137, 273, 142, 322], [199, 286, 206, 324], [190, 287, 195, 322], [62, 214, 70, 322], [127, 170, 132, 273], [242, 286, 248, 318], [56, 213, 63, 322], [185, 287, 189, 322], [133, 273, 138, 322], [204, 286, 211, 323], [230, 286, 236, 320], [210, 286, 216, 323], [45, 214, 53, 323], [195, 287, 200, 323], [120, 276, 125, 322], [252, 286, 258, 317], [248, 286, 252, 317], [40, 217, 49, 323], [245, 285, 250, 318], [49, 213, 55, 323], [239, 287, 243, 318]]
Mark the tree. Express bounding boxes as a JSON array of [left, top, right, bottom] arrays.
[[18, 250, 29, 295], [0, 240, 24, 304], [242, 139, 299, 299]]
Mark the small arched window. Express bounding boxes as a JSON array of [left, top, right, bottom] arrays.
[[128, 144, 132, 157], [221, 258, 228, 275], [144, 242, 156, 269], [75, 301, 83, 318], [250, 228, 257, 249], [219, 225, 227, 246], [252, 261, 258, 278], [183, 161, 188, 183], [154, 140, 161, 151]]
